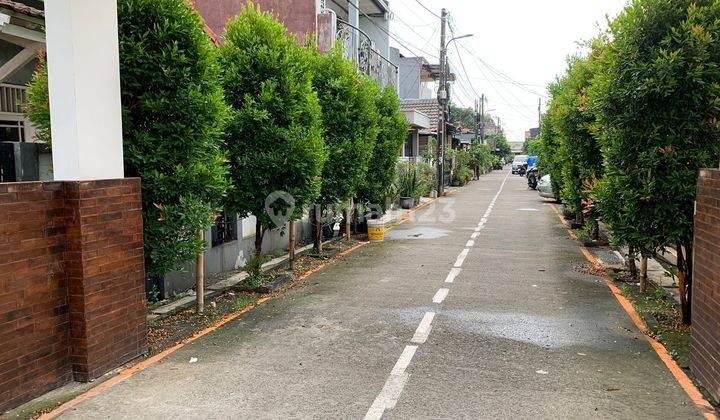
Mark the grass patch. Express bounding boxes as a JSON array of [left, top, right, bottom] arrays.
[[616, 277, 690, 368]]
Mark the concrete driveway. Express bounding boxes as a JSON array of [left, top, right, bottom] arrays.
[[60, 169, 702, 419]]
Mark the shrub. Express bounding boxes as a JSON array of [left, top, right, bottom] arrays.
[[218, 4, 325, 256], [309, 45, 378, 250], [591, 0, 720, 323], [395, 162, 422, 199], [544, 55, 603, 228], [416, 161, 437, 197], [26, 0, 229, 279], [469, 141, 493, 174], [357, 86, 408, 212]]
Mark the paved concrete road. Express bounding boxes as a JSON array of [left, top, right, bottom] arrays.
[[62, 170, 701, 419]]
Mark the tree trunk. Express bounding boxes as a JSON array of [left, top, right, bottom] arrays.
[[288, 220, 296, 270], [195, 229, 204, 314], [640, 253, 648, 293], [628, 245, 638, 280], [254, 217, 263, 257], [677, 243, 692, 325], [592, 219, 600, 241], [344, 198, 352, 241], [313, 204, 323, 254]]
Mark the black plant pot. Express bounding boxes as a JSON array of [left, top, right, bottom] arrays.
[[400, 196, 414, 209]]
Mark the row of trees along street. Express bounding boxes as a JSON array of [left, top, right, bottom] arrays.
[[24, 0, 500, 306], [536, 0, 720, 324], [25, 1, 409, 298]]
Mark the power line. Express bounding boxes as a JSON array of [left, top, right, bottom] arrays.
[[336, 0, 439, 59], [397, 25, 439, 90], [412, 0, 441, 19], [458, 43, 549, 99]]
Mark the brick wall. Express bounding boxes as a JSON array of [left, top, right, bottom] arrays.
[[191, 0, 318, 42], [692, 169, 720, 402], [0, 179, 146, 412], [0, 182, 70, 410]]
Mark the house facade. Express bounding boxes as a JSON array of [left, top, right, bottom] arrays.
[[397, 54, 457, 163], [0, 0, 51, 182]]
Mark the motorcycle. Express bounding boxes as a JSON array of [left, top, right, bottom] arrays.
[[527, 166, 539, 190], [518, 163, 528, 177]]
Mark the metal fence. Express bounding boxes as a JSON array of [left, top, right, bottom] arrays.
[[337, 19, 398, 90]]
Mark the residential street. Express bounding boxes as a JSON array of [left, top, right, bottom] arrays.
[[60, 170, 701, 419]]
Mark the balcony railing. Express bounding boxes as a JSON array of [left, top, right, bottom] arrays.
[[337, 19, 398, 90], [0, 84, 27, 114]]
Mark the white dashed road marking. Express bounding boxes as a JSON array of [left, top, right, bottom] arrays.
[[364, 171, 512, 420], [444, 268, 462, 284], [364, 345, 418, 420], [432, 288, 450, 304], [411, 312, 436, 344], [454, 248, 470, 268]]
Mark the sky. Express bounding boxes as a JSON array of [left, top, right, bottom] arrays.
[[388, 0, 629, 143]]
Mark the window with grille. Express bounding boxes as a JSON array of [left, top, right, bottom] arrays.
[[0, 120, 25, 142], [211, 211, 238, 247]]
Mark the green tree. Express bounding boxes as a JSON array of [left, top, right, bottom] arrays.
[[26, 0, 229, 280], [449, 103, 475, 129], [522, 137, 541, 156], [468, 140, 493, 175], [591, 0, 720, 323], [538, 115, 564, 200], [489, 132, 513, 161], [24, 56, 50, 144], [545, 55, 603, 232], [218, 4, 325, 257], [310, 46, 378, 250], [357, 86, 408, 212]]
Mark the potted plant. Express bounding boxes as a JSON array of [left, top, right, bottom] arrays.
[[396, 162, 421, 209]]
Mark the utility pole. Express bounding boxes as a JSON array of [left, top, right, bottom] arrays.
[[538, 97, 542, 133], [436, 8, 447, 196], [474, 99, 479, 143], [480, 93, 485, 144]]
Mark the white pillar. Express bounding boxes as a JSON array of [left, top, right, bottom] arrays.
[[45, 0, 124, 181], [348, 0, 360, 63]]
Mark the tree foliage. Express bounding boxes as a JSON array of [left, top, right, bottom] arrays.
[[218, 4, 325, 254], [522, 137, 541, 156], [468, 141, 494, 175], [26, 0, 229, 278], [357, 86, 408, 211], [591, 0, 720, 322], [449, 103, 475, 129], [539, 0, 720, 323], [489, 132, 513, 160], [24, 56, 50, 144], [310, 46, 379, 205], [544, 55, 603, 227]]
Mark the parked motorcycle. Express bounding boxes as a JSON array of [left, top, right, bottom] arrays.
[[527, 166, 539, 190], [518, 163, 528, 177]]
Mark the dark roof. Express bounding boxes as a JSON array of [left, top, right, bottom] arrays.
[[0, 0, 44, 18], [400, 99, 440, 130]]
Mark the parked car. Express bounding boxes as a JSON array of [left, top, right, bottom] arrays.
[[537, 174, 555, 199], [512, 155, 529, 174]]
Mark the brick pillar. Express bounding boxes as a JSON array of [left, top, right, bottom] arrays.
[[691, 169, 720, 402], [64, 179, 147, 381], [0, 178, 146, 411]]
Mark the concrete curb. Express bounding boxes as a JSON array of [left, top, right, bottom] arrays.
[[147, 236, 344, 320]]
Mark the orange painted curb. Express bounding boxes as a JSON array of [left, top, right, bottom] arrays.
[[549, 204, 717, 419]]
